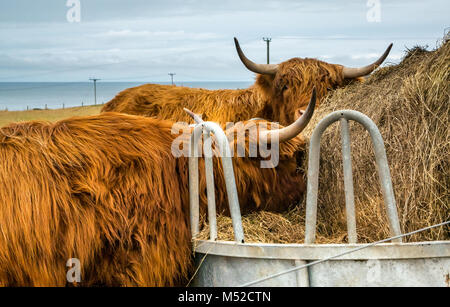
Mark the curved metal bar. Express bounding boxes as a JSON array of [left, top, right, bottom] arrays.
[[203, 130, 218, 241], [305, 110, 402, 244], [189, 122, 245, 243], [340, 118, 357, 243], [189, 125, 203, 239]]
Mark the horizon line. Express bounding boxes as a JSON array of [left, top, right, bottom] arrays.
[[0, 80, 255, 83]]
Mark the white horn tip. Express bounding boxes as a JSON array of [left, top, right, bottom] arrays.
[[183, 108, 204, 124]]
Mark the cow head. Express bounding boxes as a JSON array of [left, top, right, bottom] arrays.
[[184, 89, 317, 214], [234, 38, 392, 124]]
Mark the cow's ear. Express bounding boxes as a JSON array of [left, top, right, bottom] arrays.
[[294, 108, 306, 120]]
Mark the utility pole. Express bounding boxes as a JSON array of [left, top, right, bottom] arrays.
[[262, 37, 272, 64], [168, 73, 176, 85], [89, 77, 101, 105]]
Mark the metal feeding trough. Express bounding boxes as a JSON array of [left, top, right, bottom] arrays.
[[188, 110, 450, 287]]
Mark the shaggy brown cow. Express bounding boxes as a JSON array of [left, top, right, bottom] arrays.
[[0, 94, 315, 286], [101, 37, 392, 125]]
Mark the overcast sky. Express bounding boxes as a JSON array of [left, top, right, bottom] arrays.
[[0, 0, 448, 82]]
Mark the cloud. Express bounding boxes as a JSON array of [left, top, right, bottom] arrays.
[[94, 30, 219, 41], [0, 0, 447, 81]]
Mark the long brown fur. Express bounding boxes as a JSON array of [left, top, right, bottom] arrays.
[[101, 58, 353, 125], [0, 112, 306, 286]]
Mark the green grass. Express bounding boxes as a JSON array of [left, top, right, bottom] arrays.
[[0, 105, 103, 127]]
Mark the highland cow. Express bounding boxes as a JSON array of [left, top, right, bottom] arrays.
[[0, 94, 315, 286], [101, 37, 392, 125]]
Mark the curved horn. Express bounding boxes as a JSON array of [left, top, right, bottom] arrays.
[[183, 108, 204, 124], [261, 88, 316, 143], [343, 43, 393, 78], [234, 37, 279, 75]]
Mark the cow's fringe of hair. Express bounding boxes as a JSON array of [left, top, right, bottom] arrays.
[[257, 58, 348, 125]]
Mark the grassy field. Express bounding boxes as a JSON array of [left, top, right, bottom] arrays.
[[0, 105, 103, 127]]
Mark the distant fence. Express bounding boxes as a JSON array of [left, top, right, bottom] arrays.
[[2, 101, 105, 112]]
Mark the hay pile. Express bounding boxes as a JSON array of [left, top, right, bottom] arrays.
[[199, 38, 449, 243]]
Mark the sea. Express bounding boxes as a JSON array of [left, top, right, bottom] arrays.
[[0, 81, 253, 111]]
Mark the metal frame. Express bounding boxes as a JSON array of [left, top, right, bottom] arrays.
[[188, 110, 449, 287], [189, 122, 245, 243], [305, 110, 402, 244], [192, 240, 450, 287], [194, 240, 450, 260]]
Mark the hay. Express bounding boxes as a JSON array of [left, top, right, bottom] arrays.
[[198, 207, 347, 244], [199, 38, 449, 243]]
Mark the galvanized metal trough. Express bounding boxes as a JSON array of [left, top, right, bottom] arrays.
[[189, 111, 450, 287]]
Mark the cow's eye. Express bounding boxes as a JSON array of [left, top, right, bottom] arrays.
[[282, 85, 289, 92]]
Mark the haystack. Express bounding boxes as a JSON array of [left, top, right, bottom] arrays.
[[199, 38, 449, 243]]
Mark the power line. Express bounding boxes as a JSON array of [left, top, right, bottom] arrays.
[[89, 77, 101, 105], [262, 37, 272, 64], [168, 73, 176, 85]]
